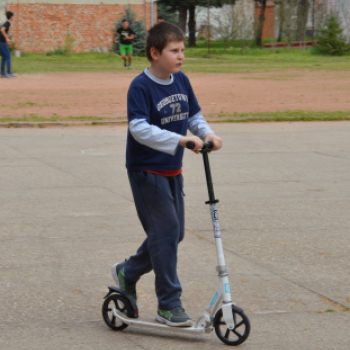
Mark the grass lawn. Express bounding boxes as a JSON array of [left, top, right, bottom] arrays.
[[10, 47, 350, 75]]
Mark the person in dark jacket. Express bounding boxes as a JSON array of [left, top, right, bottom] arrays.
[[0, 11, 17, 78]]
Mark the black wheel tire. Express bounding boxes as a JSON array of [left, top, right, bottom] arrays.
[[213, 307, 250, 346], [102, 294, 131, 331]]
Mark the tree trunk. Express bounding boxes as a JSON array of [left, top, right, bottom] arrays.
[[296, 0, 310, 41], [178, 4, 188, 34], [188, 5, 196, 47], [256, 0, 267, 48], [277, 4, 284, 42], [277, 25, 283, 42]]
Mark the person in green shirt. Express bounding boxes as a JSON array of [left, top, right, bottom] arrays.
[[114, 19, 135, 69]]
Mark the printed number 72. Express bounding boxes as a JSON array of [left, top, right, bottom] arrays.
[[170, 103, 181, 114]]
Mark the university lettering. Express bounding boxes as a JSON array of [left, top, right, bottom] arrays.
[[157, 94, 188, 111]]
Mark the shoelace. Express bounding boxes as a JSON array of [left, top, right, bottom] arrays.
[[173, 306, 185, 313]]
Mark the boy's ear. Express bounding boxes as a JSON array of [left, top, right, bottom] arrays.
[[150, 47, 160, 61]]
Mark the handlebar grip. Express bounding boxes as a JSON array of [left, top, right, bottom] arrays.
[[186, 141, 214, 150], [203, 141, 214, 150], [186, 141, 195, 149]]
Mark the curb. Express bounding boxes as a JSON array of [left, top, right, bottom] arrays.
[[0, 120, 128, 128]]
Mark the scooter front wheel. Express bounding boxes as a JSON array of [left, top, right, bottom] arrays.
[[102, 294, 131, 331], [213, 306, 250, 346]]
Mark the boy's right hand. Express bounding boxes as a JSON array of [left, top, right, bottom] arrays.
[[179, 136, 203, 154]]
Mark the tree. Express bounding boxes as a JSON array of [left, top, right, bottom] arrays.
[[188, 4, 196, 47], [274, 0, 298, 49], [213, 5, 238, 52], [178, 3, 188, 33], [157, 0, 188, 33], [188, 0, 229, 47], [274, 0, 285, 42], [113, 6, 146, 56], [316, 13, 350, 56], [296, 0, 310, 41], [157, 2, 178, 25], [334, 0, 350, 43], [238, 3, 255, 53], [158, 0, 227, 47], [282, 0, 298, 50], [255, 0, 267, 48], [213, 1, 253, 53]]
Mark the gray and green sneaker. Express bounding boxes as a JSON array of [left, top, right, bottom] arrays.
[[156, 306, 193, 327], [111, 261, 138, 300]]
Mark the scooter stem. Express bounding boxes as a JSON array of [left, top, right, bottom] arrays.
[[199, 143, 232, 303], [201, 148, 219, 204]]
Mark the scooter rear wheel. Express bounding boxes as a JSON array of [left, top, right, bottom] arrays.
[[213, 306, 250, 346], [102, 294, 131, 331]]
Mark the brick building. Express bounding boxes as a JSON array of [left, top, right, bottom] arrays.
[[255, 1, 275, 39], [3, 0, 157, 52]]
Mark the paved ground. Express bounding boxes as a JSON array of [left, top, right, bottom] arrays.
[[1, 122, 350, 349]]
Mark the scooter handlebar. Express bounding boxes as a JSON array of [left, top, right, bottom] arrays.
[[186, 141, 214, 150]]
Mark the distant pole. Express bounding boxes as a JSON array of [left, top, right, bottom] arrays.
[[312, 0, 315, 43], [151, 0, 156, 27], [207, 0, 210, 52]]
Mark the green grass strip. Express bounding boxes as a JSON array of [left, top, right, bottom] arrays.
[[208, 110, 350, 122], [2, 110, 350, 124]]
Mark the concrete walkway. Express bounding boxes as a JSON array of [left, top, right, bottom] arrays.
[[1, 122, 349, 349]]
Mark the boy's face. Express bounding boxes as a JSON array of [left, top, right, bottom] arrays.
[[154, 41, 185, 75], [122, 21, 129, 29]]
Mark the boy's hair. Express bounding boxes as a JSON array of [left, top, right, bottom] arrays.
[[146, 22, 185, 62], [122, 19, 128, 23], [6, 11, 14, 20], [157, 15, 164, 20]]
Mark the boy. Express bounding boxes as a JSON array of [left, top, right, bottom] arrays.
[[114, 19, 135, 69], [0, 11, 17, 78], [112, 22, 222, 327]]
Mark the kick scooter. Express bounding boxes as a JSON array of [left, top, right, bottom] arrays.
[[102, 141, 250, 346]]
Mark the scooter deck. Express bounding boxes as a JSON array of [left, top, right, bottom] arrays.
[[113, 309, 213, 334]]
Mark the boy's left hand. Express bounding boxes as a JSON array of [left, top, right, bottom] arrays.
[[205, 134, 223, 151]]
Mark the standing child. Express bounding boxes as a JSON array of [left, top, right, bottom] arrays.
[[112, 22, 222, 327], [115, 19, 135, 69], [0, 11, 17, 78]]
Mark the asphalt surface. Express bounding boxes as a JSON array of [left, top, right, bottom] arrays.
[[1, 122, 350, 349]]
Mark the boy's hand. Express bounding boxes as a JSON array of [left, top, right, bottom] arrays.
[[205, 134, 223, 151], [179, 136, 203, 154]]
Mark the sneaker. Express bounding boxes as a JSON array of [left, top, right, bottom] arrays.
[[1, 74, 8, 78], [111, 260, 138, 300], [128, 66, 132, 69], [8, 73, 17, 77], [156, 306, 193, 327]]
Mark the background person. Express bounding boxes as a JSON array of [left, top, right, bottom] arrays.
[[115, 19, 135, 69], [157, 15, 165, 24], [0, 11, 17, 78]]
